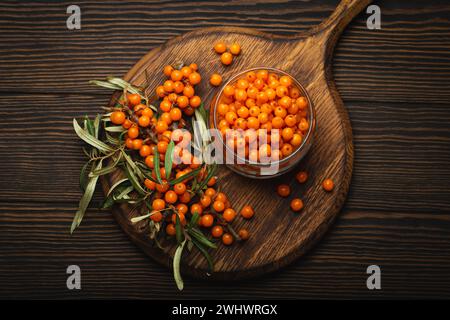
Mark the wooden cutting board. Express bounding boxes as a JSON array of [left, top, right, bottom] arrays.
[[101, 0, 371, 280]]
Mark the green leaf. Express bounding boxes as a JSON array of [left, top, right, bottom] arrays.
[[71, 160, 102, 234], [93, 114, 101, 139], [191, 238, 214, 273], [168, 166, 202, 186], [173, 240, 186, 291], [73, 119, 114, 154], [84, 116, 95, 136], [121, 150, 144, 180], [79, 161, 92, 192], [124, 163, 146, 196], [106, 77, 143, 96], [114, 185, 134, 200], [175, 213, 184, 245], [89, 153, 121, 177], [188, 213, 200, 229], [195, 163, 217, 192], [188, 227, 217, 249], [105, 126, 125, 133], [89, 80, 121, 90], [153, 149, 163, 185], [106, 178, 129, 198], [164, 140, 175, 180]]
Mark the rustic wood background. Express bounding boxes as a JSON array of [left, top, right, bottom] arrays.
[[0, 0, 449, 299]]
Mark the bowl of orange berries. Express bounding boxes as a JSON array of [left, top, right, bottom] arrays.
[[210, 67, 315, 178]]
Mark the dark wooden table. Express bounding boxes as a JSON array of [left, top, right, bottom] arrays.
[[1, 0, 449, 299]]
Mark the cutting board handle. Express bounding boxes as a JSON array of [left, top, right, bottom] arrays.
[[313, 0, 372, 52]]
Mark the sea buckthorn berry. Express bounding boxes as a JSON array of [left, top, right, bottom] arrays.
[[279, 96, 292, 108], [200, 214, 214, 228], [180, 66, 192, 78], [110, 111, 126, 125], [221, 52, 233, 66], [297, 96, 308, 109], [179, 191, 191, 204], [289, 87, 301, 98], [212, 200, 225, 212], [138, 115, 150, 127], [246, 71, 256, 82], [139, 145, 152, 157], [190, 96, 202, 108], [236, 79, 249, 90], [281, 143, 293, 157], [152, 198, 165, 211], [156, 180, 169, 193], [157, 140, 168, 154], [225, 111, 237, 125], [183, 106, 195, 116], [176, 203, 188, 215], [240, 205, 254, 219], [173, 81, 184, 94], [237, 106, 249, 118], [176, 95, 189, 109], [211, 225, 223, 238], [156, 85, 166, 97], [296, 171, 308, 184], [271, 116, 284, 129], [166, 223, 176, 236], [238, 229, 249, 240], [190, 203, 203, 215], [141, 108, 154, 118], [223, 85, 235, 97], [151, 211, 163, 222], [205, 187, 216, 198], [222, 233, 234, 246], [132, 139, 143, 150], [276, 85, 288, 98], [144, 178, 156, 190], [145, 155, 154, 168], [122, 119, 133, 129], [207, 176, 217, 187], [159, 100, 172, 112], [290, 198, 304, 212], [247, 117, 260, 130], [291, 133, 302, 147], [281, 127, 294, 141], [163, 80, 174, 93], [229, 43, 241, 55], [171, 70, 183, 82], [210, 73, 223, 86], [218, 103, 230, 116], [234, 88, 247, 102], [200, 195, 212, 208], [214, 42, 227, 54], [170, 107, 182, 121], [284, 115, 297, 127], [323, 178, 334, 192], [127, 94, 141, 107], [155, 120, 168, 134], [183, 85, 195, 98], [256, 70, 269, 81], [299, 118, 309, 131], [164, 190, 178, 204], [189, 63, 198, 71], [279, 75, 292, 87], [277, 184, 291, 197], [174, 182, 187, 195], [188, 72, 202, 85], [163, 65, 174, 77]]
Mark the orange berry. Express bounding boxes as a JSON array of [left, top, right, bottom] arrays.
[[215, 192, 227, 203], [156, 85, 166, 98], [144, 178, 156, 190], [144, 155, 154, 168], [218, 103, 230, 116], [127, 94, 141, 107], [176, 203, 188, 215], [222, 208, 236, 222], [291, 133, 302, 147], [279, 75, 292, 87], [234, 88, 247, 102], [246, 71, 256, 82], [277, 184, 291, 197], [220, 52, 233, 65], [164, 190, 178, 204], [172, 212, 186, 225], [163, 80, 174, 93], [281, 127, 294, 141], [256, 70, 269, 81], [176, 95, 189, 109], [297, 96, 308, 109], [205, 187, 216, 198], [279, 96, 292, 108], [238, 229, 249, 240], [110, 111, 126, 125], [155, 120, 168, 134], [240, 205, 254, 219], [211, 225, 224, 238], [150, 211, 163, 222], [207, 176, 217, 187], [189, 63, 198, 71], [214, 42, 227, 54], [170, 107, 182, 121], [171, 70, 183, 82], [200, 195, 212, 208], [139, 145, 152, 157], [281, 143, 293, 157], [166, 223, 176, 236], [131, 139, 143, 150], [323, 178, 334, 192], [200, 214, 214, 228], [210, 73, 223, 86], [229, 43, 241, 55], [212, 200, 225, 212], [190, 203, 203, 215], [122, 119, 133, 129], [223, 85, 235, 97], [174, 182, 187, 195], [138, 115, 150, 128], [296, 171, 308, 184], [190, 96, 202, 108], [222, 233, 234, 245], [180, 66, 193, 78], [173, 81, 184, 94], [290, 198, 304, 212], [299, 118, 309, 132], [141, 108, 154, 118], [189, 72, 202, 85], [163, 65, 174, 77], [179, 191, 191, 204], [152, 198, 165, 211], [183, 85, 195, 98], [156, 180, 169, 193], [157, 140, 168, 154]]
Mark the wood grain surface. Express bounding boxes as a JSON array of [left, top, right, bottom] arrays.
[[102, 0, 368, 280], [1, 0, 450, 299]]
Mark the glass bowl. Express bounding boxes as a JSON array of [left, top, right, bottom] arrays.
[[209, 67, 316, 178]]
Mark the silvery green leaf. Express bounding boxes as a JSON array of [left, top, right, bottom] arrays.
[[121, 150, 144, 180], [105, 126, 125, 133], [73, 119, 114, 154], [153, 150, 163, 185], [93, 114, 101, 139], [71, 160, 102, 234], [164, 140, 175, 180], [89, 153, 121, 177], [125, 163, 146, 195], [173, 240, 186, 291], [106, 178, 129, 198]]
